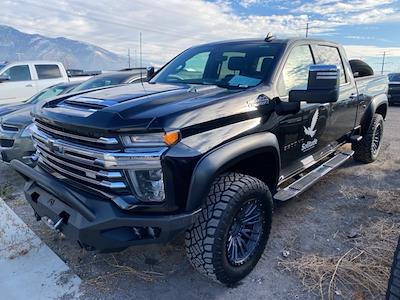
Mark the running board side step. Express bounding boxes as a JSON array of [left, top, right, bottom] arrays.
[[274, 151, 354, 201]]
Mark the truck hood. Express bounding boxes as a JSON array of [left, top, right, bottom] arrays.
[[35, 82, 255, 132], [1, 104, 34, 128], [0, 102, 29, 117]]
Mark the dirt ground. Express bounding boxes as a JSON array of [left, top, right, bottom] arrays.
[[1, 106, 399, 300]]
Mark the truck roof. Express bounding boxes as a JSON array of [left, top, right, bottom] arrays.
[[4, 60, 64, 65], [196, 37, 338, 47]]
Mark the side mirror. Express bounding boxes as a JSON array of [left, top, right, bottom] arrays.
[[146, 66, 155, 81], [0, 75, 11, 83], [289, 65, 339, 104]]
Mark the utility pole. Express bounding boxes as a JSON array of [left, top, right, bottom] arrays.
[[140, 32, 143, 82], [305, 22, 309, 38], [381, 51, 386, 75], [16, 52, 23, 61], [128, 48, 131, 68]]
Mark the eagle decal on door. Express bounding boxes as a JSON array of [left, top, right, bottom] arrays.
[[304, 109, 319, 138]]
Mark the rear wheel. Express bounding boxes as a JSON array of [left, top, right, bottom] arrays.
[[185, 172, 273, 285], [353, 114, 384, 163]]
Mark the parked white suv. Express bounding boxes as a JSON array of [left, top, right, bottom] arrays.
[[0, 61, 92, 105]]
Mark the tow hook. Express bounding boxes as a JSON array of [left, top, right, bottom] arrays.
[[42, 216, 66, 231], [53, 217, 64, 230]]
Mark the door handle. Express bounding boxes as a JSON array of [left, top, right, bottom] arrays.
[[349, 93, 357, 100], [25, 84, 33, 87]]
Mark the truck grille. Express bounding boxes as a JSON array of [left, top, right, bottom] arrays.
[[31, 121, 130, 196], [35, 119, 120, 150]]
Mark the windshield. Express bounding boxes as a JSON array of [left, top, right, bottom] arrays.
[[73, 73, 131, 92], [26, 85, 71, 104], [389, 74, 400, 82], [151, 42, 282, 88]]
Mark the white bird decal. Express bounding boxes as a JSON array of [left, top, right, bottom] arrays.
[[304, 109, 319, 138]]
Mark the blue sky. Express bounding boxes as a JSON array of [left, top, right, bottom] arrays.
[[226, 0, 400, 47], [1, 0, 400, 72]]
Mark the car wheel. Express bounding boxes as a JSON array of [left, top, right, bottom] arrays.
[[353, 114, 384, 163], [185, 172, 273, 285]]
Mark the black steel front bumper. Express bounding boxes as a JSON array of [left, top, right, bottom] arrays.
[[11, 160, 200, 252]]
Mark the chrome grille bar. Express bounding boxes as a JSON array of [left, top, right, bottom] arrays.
[[32, 126, 165, 170], [38, 156, 126, 189], [35, 121, 119, 145]]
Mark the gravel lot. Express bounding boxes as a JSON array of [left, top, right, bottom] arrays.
[[1, 106, 399, 299]]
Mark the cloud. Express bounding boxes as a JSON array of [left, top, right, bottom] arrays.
[[344, 45, 400, 58], [0, 0, 313, 65], [0, 0, 399, 68], [238, 0, 260, 8]]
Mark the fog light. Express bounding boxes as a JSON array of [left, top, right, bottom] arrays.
[[127, 169, 165, 202]]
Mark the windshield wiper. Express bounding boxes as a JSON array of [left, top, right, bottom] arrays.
[[215, 83, 249, 89]]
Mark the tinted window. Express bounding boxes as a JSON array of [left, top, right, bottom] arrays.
[[28, 86, 69, 104], [152, 43, 282, 89], [73, 74, 129, 92], [389, 74, 400, 82], [35, 65, 62, 79], [2, 65, 31, 81], [313, 45, 347, 84], [278, 45, 314, 96], [170, 51, 210, 81]]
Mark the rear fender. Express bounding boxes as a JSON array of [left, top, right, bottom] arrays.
[[361, 94, 388, 134]]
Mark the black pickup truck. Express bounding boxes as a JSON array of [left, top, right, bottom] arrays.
[[12, 37, 388, 284]]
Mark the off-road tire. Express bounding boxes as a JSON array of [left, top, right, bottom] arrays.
[[185, 172, 273, 285], [353, 114, 384, 163], [387, 237, 400, 299]]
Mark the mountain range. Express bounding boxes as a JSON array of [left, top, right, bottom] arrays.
[[0, 25, 127, 70]]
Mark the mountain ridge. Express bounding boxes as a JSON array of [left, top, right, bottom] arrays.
[[0, 25, 127, 70]]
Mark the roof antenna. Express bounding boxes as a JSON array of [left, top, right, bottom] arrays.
[[264, 32, 275, 42]]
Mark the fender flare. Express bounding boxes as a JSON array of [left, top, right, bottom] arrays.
[[186, 132, 280, 211], [361, 94, 388, 133]]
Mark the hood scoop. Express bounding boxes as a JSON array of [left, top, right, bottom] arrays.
[[63, 97, 118, 109]]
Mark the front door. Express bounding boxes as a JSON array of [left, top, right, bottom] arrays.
[[0, 64, 37, 104], [275, 44, 332, 176]]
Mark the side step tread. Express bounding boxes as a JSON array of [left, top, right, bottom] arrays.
[[274, 151, 354, 201]]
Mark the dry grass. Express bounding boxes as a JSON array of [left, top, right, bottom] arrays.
[[340, 185, 400, 215], [0, 183, 14, 199], [86, 255, 165, 290], [279, 220, 399, 299], [371, 190, 400, 214]]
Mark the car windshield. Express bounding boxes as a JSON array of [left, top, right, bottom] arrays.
[[26, 85, 71, 104], [73, 73, 133, 92], [389, 74, 400, 82], [151, 42, 282, 89]]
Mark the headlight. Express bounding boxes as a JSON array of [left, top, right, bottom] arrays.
[[127, 169, 165, 202], [21, 123, 35, 137], [121, 131, 180, 148], [121, 131, 180, 203]]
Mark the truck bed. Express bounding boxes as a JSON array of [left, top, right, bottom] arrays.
[[355, 75, 388, 98]]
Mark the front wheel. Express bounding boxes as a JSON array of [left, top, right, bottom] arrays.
[[185, 173, 273, 285], [353, 114, 384, 163]]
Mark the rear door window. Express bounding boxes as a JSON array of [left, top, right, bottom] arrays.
[[313, 45, 347, 84], [35, 64, 62, 79]]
